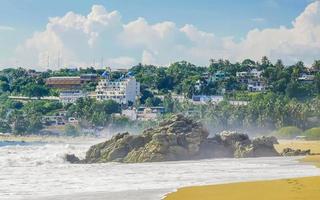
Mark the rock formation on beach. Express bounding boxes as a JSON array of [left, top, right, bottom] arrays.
[[281, 148, 311, 156], [66, 114, 280, 163]]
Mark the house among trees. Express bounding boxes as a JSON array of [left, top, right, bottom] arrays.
[[247, 80, 267, 92], [298, 73, 315, 83], [122, 106, 165, 121]]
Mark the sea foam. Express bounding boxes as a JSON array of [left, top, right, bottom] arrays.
[[0, 141, 319, 200]]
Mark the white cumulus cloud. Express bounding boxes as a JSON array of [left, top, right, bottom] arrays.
[[5, 1, 320, 70]]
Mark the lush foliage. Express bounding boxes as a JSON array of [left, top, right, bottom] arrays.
[[1, 58, 320, 136], [67, 98, 121, 127], [64, 125, 80, 137], [304, 128, 320, 140], [130, 58, 320, 101], [273, 126, 303, 139]]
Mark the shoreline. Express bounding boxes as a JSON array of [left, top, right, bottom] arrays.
[[164, 140, 320, 200], [0, 134, 103, 144]]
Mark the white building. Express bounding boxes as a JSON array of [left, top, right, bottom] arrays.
[[236, 69, 263, 78], [250, 69, 263, 78], [192, 95, 224, 104], [247, 80, 266, 92], [59, 90, 86, 105], [96, 77, 140, 104], [122, 109, 137, 120], [122, 107, 164, 121], [298, 74, 315, 82]]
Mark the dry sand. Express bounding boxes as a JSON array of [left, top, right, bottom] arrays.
[[165, 140, 320, 200], [165, 176, 320, 200], [275, 140, 320, 154]]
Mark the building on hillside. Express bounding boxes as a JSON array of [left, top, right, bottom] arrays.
[[46, 74, 98, 90], [112, 68, 129, 73], [122, 107, 165, 121], [211, 71, 229, 82], [195, 80, 203, 91], [250, 69, 263, 78], [95, 73, 140, 104], [46, 77, 81, 90], [42, 115, 65, 126], [137, 107, 165, 121], [236, 69, 263, 83], [309, 66, 320, 74], [80, 74, 99, 83], [59, 90, 86, 105], [192, 95, 224, 104], [247, 80, 266, 92], [229, 100, 249, 106], [27, 70, 41, 78], [172, 94, 186, 103], [298, 73, 315, 83], [122, 109, 137, 121], [236, 71, 249, 78], [237, 73, 249, 84]]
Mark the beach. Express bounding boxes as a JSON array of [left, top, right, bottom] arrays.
[[165, 140, 320, 200], [165, 176, 320, 200], [1, 139, 320, 200]]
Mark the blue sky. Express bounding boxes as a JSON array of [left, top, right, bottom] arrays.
[[0, 0, 318, 69]]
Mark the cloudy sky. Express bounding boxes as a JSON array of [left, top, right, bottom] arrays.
[[0, 0, 319, 70]]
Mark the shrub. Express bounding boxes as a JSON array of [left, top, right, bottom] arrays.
[[64, 125, 80, 137], [273, 126, 303, 139], [304, 127, 320, 140], [0, 120, 11, 133]]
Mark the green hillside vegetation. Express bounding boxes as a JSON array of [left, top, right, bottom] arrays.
[[304, 128, 320, 140], [273, 126, 303, 139], [1, 57, 320, 136]]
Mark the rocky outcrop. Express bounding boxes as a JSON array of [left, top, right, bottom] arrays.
[[281, 148, 311, 156], [199, 132, 279, 159], [66, 115, 280, 163]]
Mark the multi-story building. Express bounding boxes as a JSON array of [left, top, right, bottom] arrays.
[[59, 90, 86, 105], [236, 69, 263, 84], [247, 80, 266, 92], [95, 76, 140, 104]]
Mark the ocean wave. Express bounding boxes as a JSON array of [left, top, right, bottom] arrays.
[[0, 142, 320, 200], [0, 143, 89, 167]]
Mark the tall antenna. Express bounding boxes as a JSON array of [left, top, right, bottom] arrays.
[[57, 51, 61, 68], [100, 56, 104, 68], [47, 53, 50, 69]]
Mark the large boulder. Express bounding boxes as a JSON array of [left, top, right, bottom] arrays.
[[66, 115, 280, 163]]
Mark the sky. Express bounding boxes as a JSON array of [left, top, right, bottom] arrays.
[[0, 0, 319, 70]]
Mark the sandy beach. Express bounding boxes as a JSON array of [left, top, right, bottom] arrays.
[[165, 176, 320, 200], [165, 140, 320, 200]]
